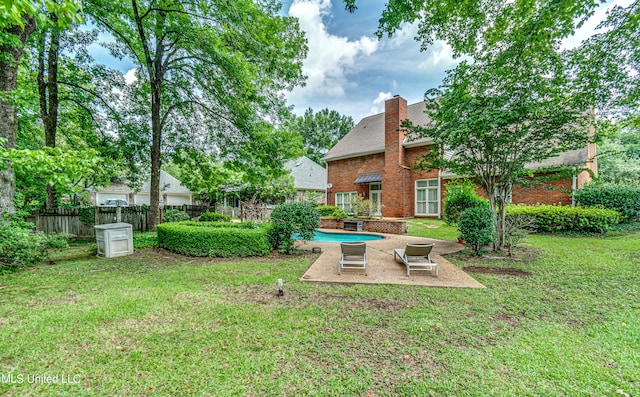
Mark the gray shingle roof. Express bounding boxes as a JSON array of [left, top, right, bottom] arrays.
[[526, 148, 589, 169], [140, 170, 192, 194], [323, 101, 431, 161], [284, 156, 327, 191], [324, 100, 590, 172]]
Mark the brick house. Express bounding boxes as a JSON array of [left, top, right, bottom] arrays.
[[323, 95, 597, 218]]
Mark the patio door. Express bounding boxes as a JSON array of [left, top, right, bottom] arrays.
[[369, 183, 382, 217]]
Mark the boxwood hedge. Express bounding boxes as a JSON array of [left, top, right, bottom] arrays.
[[506, 204, 621, 234], [574, 184, 640, 221], [157, 221, 270, 257]]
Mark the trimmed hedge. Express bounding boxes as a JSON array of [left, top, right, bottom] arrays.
[[315, 205, 340, 216], [157, 221, 270, 257], [199, 211, 232, 222], [506, 204, 621, 234], [574, 184, 640, 221]]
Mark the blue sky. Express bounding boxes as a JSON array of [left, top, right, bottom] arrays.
[[90, 0, 630, 123], [282, 0, 456, 121]]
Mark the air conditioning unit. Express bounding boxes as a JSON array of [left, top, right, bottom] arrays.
[[95, 223, 133, 258]]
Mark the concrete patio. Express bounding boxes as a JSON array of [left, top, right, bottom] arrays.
[[297, 229, 485, 288]]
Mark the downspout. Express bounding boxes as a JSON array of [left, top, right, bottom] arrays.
[[437, 170, 442, 219], [571, 167, 577, 206]]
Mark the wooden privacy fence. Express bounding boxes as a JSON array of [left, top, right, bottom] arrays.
[[27, 205, 216, 238]]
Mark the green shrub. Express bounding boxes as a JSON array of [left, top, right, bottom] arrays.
[[162, 209, 190, 223], [443, 180, 489, 225], [0, 217, 69, 273], [199, 211, 231, 222], [331, 208, 348, 220], [269, 203, 320, 253], [575, 183, 640, 221], [458, 206, 496, 255], [506, 204, 621, 234], [133, 232, 158, 250], [316, 205, 340, 216], [157, 222, 270, 257]]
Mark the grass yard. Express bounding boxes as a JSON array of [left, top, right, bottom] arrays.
[[405, 218, 460, 241], [0, 225, 638, 396]]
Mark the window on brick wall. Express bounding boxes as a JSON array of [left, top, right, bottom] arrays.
[[415, 179, 439, 216], [335, 192, 357, 214]]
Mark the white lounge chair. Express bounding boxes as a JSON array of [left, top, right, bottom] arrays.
[[338, 242, 368, 276], [394, 243, 438, 277]]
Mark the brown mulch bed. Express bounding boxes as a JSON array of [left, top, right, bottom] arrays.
[[463, 266, 531, 276]]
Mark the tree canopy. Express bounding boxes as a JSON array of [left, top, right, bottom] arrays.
[[84, 0, 307, 229], [1, 0, 83, 214], [287, 108, 354, 165]]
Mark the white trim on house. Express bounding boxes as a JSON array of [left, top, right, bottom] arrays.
[[403, 138, 434, 148], [415, 179, 440, 216]]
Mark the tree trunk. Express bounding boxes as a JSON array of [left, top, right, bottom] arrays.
[[38, 18, 61, 210], [149, 82, 162, 231], [0, 17, 37, 215]]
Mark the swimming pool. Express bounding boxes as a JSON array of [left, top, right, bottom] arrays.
[[293, 230, 385, 242]]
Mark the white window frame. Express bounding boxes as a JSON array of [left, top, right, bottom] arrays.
[[335, 191, 358, 214], [494, 184, 513, 204], [415, 179, 440, 216]]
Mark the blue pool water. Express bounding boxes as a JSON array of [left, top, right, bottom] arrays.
[[293, 230, 384, 242]]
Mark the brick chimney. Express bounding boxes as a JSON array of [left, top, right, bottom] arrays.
[[382, 95, 409, 217]]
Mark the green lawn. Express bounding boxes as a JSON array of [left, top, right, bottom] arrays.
[[0, 227, 638, 396], [405, 218, 460, 240]]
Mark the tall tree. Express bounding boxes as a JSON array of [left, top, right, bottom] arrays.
[[85, 0, 307, 230], [36, 13, 61, 209], [567, 0, 639, 117], [597, 119, 640, 185], [14, 22, 125, 208], [288, 108, 353, 165], [345, 0, 600, 248], [411, 55, 588, 248], [0, 0, 81, 215]]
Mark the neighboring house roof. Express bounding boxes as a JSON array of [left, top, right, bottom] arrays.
[[139, 170, 192, 194], [97, 170, 192, 194], [323, 101, 431, 161], [284, 156, 327, 191]]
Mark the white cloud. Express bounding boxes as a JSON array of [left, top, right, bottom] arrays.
[[287, 0, 379, 101], [386, 22, 419, 49], [417, 41, 462, 72], [369, 91, 392, 114], [124, 68, 137, 84], [562, 0, 634, 50]]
